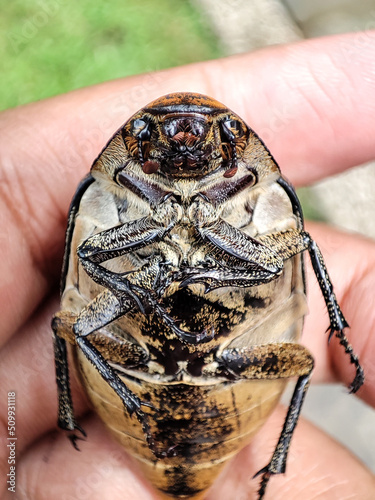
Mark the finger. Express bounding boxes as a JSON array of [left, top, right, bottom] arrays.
[[2, 33, 375, 185], [2, 229, 373, 498], [0, 221, 373, 461], [302, 223, 375, 406], [1, 225, 372, 475], [0, 296, 89, 460], [1, 230, 372, 485], [13, 407, 375, 500], [0, 211, 373, 458], [11, 416, 157, 500], [208, 407, 375, 500], [2, 32, 375, 343]]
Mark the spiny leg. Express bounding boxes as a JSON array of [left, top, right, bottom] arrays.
[[307, 239, 364, 392], [51, 289, 137, 446], [255, 374, 311, 499], [194, 214, 364, 392], [258, 230, 363, 391], [75, 336, 175, 458], [216, 343, 314, 499], [81, 258, 216, 344], [52, 329, 86, 449], [52, 289, 175, 457]]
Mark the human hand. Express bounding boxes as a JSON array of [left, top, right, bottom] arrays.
[[1, 31, 375, 500]]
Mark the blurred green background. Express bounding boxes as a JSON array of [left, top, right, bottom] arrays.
[[1, 0, 221, 111], [0, 1, 320, 219]]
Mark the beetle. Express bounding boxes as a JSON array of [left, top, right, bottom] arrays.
[[52, 91, 364, 499]]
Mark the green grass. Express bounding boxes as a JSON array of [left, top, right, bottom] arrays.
[[1, 1, 221, 110], [1, 3, 321, 219]]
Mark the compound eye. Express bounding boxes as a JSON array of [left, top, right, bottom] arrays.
[[132, 118, 152, 141], [222, 119, 245, 141]]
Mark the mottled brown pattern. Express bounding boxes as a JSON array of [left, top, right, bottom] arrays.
[[52, 92, 360, 500]]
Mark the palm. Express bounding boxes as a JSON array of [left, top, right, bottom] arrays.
[[1, 32, 375, 500]]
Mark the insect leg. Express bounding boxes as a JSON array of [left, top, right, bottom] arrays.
[[191, 212, 363, 390], [258, 229, 364, 393], [57, 290, 148, 367], [53, 289, 174, 458], [77, 196, 181, 265], [52, 329, 86, 449], [219, 343, 313, 500], [306, 238, 364, 392], [255, 374, 310, 500], [75, 336, 176, 459], [80, 257, 216, 345], [220, 343, 314, 380], [75, 195, 182, 314], [196, 217, 283, 274], [51, 290, 140, 446], [76, 197, 182, 313], [178, 265, 282, 291], [176, 227, 316, 290]]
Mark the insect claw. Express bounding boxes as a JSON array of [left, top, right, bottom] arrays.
[[252, 465, 267, 479], [257, 471, 271, 500], [349, 364, 365, 394], [68, 431, 86, 451], [326, 326, 335, 343], [76, 423, 87, 438]]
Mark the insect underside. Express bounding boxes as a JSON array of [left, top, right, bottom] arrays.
[[52, 92, 364, 500]]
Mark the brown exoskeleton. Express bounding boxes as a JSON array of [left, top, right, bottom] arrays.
[[52, 92, 364, 499]]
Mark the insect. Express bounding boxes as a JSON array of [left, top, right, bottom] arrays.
[[52, 92, 364, 499]]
